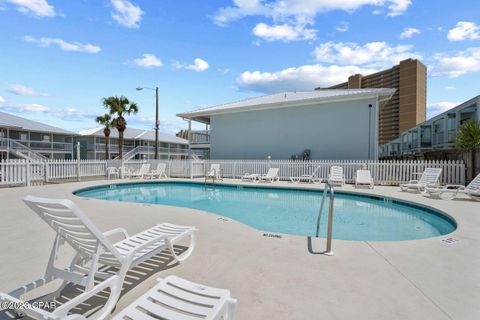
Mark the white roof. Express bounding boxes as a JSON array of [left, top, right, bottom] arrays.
[[78, 127, 188, 145], [177, 89, 396, 123], [0, 111, 76, 135]]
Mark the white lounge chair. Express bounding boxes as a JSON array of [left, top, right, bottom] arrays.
[[0, 275, 121, 320], [107, 167, 119, 179], [1, 196, 197, 319], [355, 169, 374, 189], [130, 163, 151, 179], [258, 168, 280, 183], [400, 168, 442, 193], [206, 163, 223, 181], [242, 173, 260, 181], [112, 276, 237, 320], [290, 166, 321, 183], [426, 173, 480, 201], [144, 162, 168, 179], [328, 166, 345, 186]]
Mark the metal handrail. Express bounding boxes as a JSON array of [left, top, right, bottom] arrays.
[[315, 182, 335, 256]]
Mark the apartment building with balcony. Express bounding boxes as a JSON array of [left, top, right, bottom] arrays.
[[176, 129, 210, 159], [379, 95, 479, 158], [76, 127, 189, 160], [318, 58, 427, 145], [0, 111, 75, 160]]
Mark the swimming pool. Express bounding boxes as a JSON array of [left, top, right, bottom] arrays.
[[74, 182, 456, 241]]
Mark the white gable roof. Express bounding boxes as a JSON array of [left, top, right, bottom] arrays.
[[0, 111, 76, 135], [78, 127, 188, 145], [177, 89, 396, 123]]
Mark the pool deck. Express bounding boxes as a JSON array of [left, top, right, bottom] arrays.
[[0, 178, 479, 319]]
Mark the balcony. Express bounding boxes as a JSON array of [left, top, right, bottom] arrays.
[[9, 139, 73, 152], [189, 130, 210, 145]]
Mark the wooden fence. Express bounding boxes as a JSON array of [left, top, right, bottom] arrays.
[[0, 159, 465, 187]]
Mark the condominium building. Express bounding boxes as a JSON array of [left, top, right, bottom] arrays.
[[318, 58, 427, 145], [379, 95, 479, 158], [0, 111, 75, 160], [76, 127, 189, 160]]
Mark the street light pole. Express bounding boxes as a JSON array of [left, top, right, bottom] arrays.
[[137, 86, 160, 160], [155, 87, 159, 160]]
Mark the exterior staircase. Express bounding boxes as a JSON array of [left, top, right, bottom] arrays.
[[0, 138, 48, 161], [113, 146, 143, 161]]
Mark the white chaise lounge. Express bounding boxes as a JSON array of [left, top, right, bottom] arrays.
[[400, 168, 442, 193], [258, 168, 280, 183], [144, 162, 168, 179], [426, 173, 480, 201], [327, 166, 345, 186], [206, 163, 223, 181], [112, 276, 237, 320], [131, 163, 151, 179], [290, 166, 321, 184], [355, 169, 374, 189], [0, 196, 197, 319]]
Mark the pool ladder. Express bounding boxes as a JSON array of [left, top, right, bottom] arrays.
[[316, 182, 335, 256]]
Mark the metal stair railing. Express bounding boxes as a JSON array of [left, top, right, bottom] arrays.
[[315, 182, 335, 256], [2, 138, 48, 162]]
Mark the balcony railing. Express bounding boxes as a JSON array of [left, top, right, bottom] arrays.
[[189, 131, 210, 144], [9, 140, 72, 152], [92, 143, 189, 155]]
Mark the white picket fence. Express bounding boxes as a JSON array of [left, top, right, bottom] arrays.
[[0, 158, 466, 187]]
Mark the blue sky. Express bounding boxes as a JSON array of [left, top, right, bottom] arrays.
[[0, 0, 479, 135]]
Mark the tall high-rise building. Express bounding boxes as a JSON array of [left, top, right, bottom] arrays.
[[316, 59, 426, 144]]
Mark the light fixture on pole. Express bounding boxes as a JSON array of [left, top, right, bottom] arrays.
[[136, 86, 159, 160]]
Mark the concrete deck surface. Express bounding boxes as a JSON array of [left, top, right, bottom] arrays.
[[0, 178, 479, 319]]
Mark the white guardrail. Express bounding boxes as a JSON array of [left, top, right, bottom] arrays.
[[0, 159, 465, 187]]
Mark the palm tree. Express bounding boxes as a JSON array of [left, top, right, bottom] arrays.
[[102, 96, 139, 159], [95, 113, 113, 159], [456, 120, 480, 181]]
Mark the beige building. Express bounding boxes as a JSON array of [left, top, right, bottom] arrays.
[[317, 59, 426, 144]]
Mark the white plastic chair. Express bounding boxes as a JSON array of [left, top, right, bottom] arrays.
[[206, 163, 223, 181], [106, 167, 119, 180], [1, 196, 197, 319], [328, 166, 345, 186], [355, 169, 374, 189], [144, 163, 168, 179], [258, 168, 280, 183], [290, 166, 321, 183], [426, 173, 480, 201], [400, 168, 442, 193], [112, 275, 237, 320]]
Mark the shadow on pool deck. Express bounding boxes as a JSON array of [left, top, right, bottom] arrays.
[[0, 246, 188, 320]]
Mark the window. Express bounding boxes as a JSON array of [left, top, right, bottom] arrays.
[[43, 135, 50, 142], [20, 133, 27, 141]]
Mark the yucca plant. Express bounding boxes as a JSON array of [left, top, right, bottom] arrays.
[[456, 120, 480, 180], [95, 113, 113, 159], [102, 96, 139, 159]]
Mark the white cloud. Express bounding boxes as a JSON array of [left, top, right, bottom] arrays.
[[447, 21, 480, 41], [0, 96, 5, 105], [400, 27, 420, 39], [8, 84, 47, 96], [335, 21, 349, 32], [237, 64, 377, 93], [5, 0, 55, 18], [110, 0, 143, 28], [313, 41, 421, 69], [173, 58, 210, 72], [1, 103, 49, 113], [23, 35, 101, 53], [133, 54, 163, 68], [213, 0, 412, 26], [427, 102, 458, 119], [253, 22, 317, 41], [431, 47, 480, 78], [386, 0, 411, 17]]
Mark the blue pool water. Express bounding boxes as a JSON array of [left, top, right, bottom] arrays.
[[74, 182, 456, 241]]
